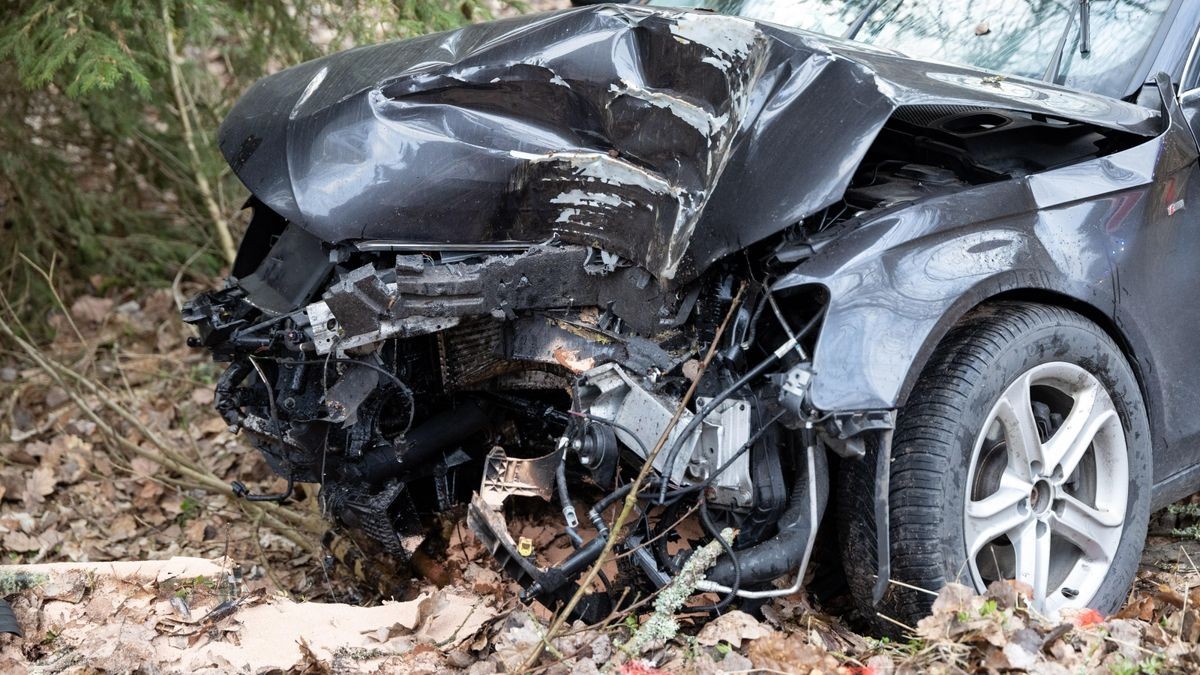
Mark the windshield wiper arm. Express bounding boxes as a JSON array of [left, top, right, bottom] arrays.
[[1044, 1, 1078, 83], [843, 0, 882, 40], [1078, 0, 1091, 56]]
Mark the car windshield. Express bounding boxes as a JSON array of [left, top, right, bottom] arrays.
[[648, 0, 1171, 99]]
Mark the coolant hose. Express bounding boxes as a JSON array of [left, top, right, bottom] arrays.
[[705, 441, 828, 586], [347, 399, 491, 484], [557, 448, 584, 548]]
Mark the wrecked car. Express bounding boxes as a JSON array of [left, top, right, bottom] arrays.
[[184, 0, 1200, 630]]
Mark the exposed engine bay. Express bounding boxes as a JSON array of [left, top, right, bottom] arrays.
[[183, 4, 1163, 622], [186, 220, 842, 621]]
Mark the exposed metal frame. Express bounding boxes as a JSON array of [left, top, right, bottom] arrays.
[[354, 240, 537, 253]]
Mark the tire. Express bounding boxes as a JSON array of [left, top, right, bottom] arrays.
[[837, 302, 1151, 634]]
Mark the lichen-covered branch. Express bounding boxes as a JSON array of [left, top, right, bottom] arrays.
[[619, 527, 735, 659]]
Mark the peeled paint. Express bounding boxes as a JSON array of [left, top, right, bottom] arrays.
[[220, 5, 1158, 283]]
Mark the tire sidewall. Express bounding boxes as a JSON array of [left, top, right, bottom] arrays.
[[934, 317, 1151, 614]]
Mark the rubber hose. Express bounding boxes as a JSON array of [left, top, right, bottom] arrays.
[[348, 399, 490, 484], [557, 451, 584, 548], [705, 444, 828, 586]]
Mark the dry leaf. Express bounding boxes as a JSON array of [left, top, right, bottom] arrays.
[[27, 465, 57, 502], [183, 518, 207, 543], [748, 632, 841, 673], [696, 610, 771, 647], [109, 514, 139, 541], [414, 590, 497, 646], [3, 530, 42, 552], [70, 296, 115, 324]]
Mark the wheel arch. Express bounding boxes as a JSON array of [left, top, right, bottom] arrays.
[[890, 286, 1160, 469], [897, 287, 1145, 406]]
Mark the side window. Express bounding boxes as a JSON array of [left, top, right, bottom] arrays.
[[1184, 31, 1200, 93]]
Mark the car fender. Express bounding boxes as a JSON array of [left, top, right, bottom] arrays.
[[775, 77, 1193, 414]]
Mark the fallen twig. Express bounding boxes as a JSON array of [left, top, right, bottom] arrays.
[[620, 527, 735, 659], [162, 0, 236, 265], [0, 297, 324, 556], [518, 282, 746, 670]]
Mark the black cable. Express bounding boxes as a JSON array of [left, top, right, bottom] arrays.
[[649, 498, 689, 575], [588, 482, 635, 536], [556, 421, 614, 592], [657, 304, 827, 504], [556, 439, 585, 549], [235, 313, 290, 337], [236, 357, 295, 502], [738, 290, 770, 350], [766, 288, 799, 346], [692, 498, 740, 613], [318, 336, 341, 494]]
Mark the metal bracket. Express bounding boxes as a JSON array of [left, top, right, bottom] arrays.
[[478, 447, 558, 508], [467, 447, 610, 623]]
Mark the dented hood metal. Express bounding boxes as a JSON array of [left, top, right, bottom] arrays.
[[220, 4, 1159, 282]]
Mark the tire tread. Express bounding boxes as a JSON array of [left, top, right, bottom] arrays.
[[837, 302, 1142, 632]]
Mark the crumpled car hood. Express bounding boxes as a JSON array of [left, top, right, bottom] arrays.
[[220, 4, 1159, 283]]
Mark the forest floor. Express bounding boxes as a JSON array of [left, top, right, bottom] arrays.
[[2, 281, 1200, 674]]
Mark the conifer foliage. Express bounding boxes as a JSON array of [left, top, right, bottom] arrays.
[[0, 0, 510, 313]]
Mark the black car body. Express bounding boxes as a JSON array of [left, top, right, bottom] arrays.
[[185, 0, 1200, 626]]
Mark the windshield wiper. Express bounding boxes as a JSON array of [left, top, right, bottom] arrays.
[[1044, 0, 1089, 83], [1078, 0, 1091, 56], [843, 0, 882, 40]]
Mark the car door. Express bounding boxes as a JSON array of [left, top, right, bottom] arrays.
[[1112, 44, 1200, 488]]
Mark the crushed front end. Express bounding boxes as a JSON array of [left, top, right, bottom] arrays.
[[183, 204, 887, 619]]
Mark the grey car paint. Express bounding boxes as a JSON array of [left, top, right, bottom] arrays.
[[774, 74, 1200, 505], [218, 4, 1156, 285]]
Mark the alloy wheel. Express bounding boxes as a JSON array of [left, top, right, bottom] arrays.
[[963, 361, 1127, 615]]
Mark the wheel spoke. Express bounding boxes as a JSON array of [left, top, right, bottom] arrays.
[[1049, 493, 1121, 562], [1042, 380, 1115, 480], [1013, 519, 1052, 605], [966, 361, 1129, 614], [994, 373, 1041, 480], [965, 471, 1032, 555]]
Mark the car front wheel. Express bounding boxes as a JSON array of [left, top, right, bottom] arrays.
[[838, 302, 1151, 633]]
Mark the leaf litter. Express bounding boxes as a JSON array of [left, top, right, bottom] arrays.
[[3, 284, 1200, 672]]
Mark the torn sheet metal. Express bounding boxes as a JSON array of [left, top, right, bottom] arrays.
[[219, 5, 1158, 284], [304, 244, 685, 353]]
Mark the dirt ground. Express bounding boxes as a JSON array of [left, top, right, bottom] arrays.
[[4, 283, 1200, 674]]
